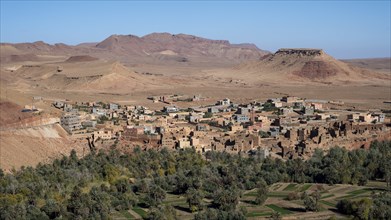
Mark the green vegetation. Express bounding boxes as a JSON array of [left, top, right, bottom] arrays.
[[258, 130, 270, 138], [263, 102, 278, 112], [283, 183, 297, 191], [0, 141, 390, 219], [245, 191, 289, 198], [303, 191, 321, 212], [337, 198, 373, 219], [266, 204, 293, 214], [271, 183, 282, 191], [120, 210, 135, 219], [153, 111, 168, 116], [254, 180, 268, 205], [319, 200, 336, 207], [132, 207, 147, 218], [299, 184, 312, 192], [270, 211, 282, 220], [97, 115, 109, 124], [268, 192, 290, 198], [96, 101, 106, 109], [320, 194, 335, 199], [287, 192, 300, 201], [203, 112, 213, 118], [347, 188, 371, 195], [246, 212, 272, 217]]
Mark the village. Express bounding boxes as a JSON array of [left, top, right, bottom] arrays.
[[50, 95, 390, 159]]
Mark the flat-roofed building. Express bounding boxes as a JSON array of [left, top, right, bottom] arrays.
[[94, 130, 112, 141], [61, 113, 83, 133], [178, 138, 191, 149], [161, 136, 176, 149]]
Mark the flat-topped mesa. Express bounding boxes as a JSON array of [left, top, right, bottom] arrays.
[[276, 48, 324, 56]]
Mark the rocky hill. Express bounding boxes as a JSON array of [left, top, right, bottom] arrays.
[[233, 48, 390, 84], [96, 33, 269, 62]]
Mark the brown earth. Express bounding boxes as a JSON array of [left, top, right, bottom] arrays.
[[342, 58, 391, 74], [0, 99, 87, 171], [0, 125, 87, 171], [1, 59, 178, 94], [293, 60, 339, 79], [65, 55, 99, 62], [1, 44, 389, 111], [1, 53, 41, 63], [1, 34, 391, 170], [0, 101, 33, 125]]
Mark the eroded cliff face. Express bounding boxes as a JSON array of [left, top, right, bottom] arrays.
[[294, 61, 340, 79], [95, 33, 270, 62], [262, 48, 326, 63], [275, 48, 324, 56], [0, 123, 86, 171]]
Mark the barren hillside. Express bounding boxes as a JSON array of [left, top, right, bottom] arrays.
[[96, 33, 269, 62], [0, 122, 86, 171], [341, 58, 391, 74], [3, 58, 170, 94], [226, 48, 391, 85], [0, 100, 86, 171]]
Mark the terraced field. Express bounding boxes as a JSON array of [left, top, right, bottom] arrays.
[[111, 181, 387, 219], [242, 181, 386, 219]]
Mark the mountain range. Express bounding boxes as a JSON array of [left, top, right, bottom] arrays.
[[0, 32, 390, 96], [1, 32, 269, 66]]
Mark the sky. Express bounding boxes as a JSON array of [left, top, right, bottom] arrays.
[[1, 1, 390, 59]]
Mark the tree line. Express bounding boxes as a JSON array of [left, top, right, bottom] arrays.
[[0, 140, 390, 220]]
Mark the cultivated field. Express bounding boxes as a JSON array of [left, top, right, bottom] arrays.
[[110, 181, 387, 220]]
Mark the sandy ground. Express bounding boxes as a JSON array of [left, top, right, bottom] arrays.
[[0, 124, 87, 171], [18, 84, 389, 110]]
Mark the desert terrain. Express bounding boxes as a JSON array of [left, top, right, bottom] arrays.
[[341, 57, 391, 74], [0, 33, 390, 170]]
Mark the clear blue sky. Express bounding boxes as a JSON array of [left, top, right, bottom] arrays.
[[1, 1, 390, 59]]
